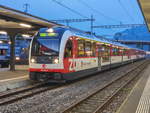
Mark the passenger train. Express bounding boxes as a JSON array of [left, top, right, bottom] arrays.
[[0, 35, 31, 68], [29, 27, 146, 81]]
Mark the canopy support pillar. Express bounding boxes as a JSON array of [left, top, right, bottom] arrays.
[[8, 32, 17, 71]]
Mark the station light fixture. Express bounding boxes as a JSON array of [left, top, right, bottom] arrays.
[[8, 41, 11, 44], [22, 34, 30, 38], [46, 28, 54, 33], [19, 23, 32, 28], [0, 40, 3, 44], [0, 31, 7, 35], [15, 57, 20, 60]]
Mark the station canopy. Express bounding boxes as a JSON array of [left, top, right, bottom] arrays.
[[0, 5, 60, 35], [138, 0, 150, 31]]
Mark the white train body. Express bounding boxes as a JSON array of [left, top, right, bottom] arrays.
[[29, 27, 146, 81]]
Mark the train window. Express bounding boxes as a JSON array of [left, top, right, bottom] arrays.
[[91, 42, 96, 57], [112, 48, 119, 56], [102, 45, 110, 56], [78, 40, 85, 57], [102, 45, 110, 62], [123, 49, 127, 55], [118, 49, 123, 55], [0, 49, 6, 55], [64, 39, 73, 58], [85, 41, 91, 57]]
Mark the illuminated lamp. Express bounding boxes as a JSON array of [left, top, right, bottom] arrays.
[[22, 34, 30, 38], [16, 57, 20, 60], [46, 28, 54, 33], [19, 23, 32, 28], [31, 58, 36, 63], [54, 58, 59, 64], [0, 31, 7, 35], [0, 41, 3, 44]]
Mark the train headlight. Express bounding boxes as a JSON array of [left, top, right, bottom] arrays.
[[16, 57, 20, 60], [31, 58, 36, 63], [54, 58, 59, 64]]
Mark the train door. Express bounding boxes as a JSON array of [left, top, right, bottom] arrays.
[[97, 45, 102, 71], [64, 38, 74, 72]]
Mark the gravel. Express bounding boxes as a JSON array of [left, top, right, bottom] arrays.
[[0, 61, 144, 113], [101, 61, 148, 113]]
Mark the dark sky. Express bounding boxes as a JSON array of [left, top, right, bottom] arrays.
[[0, 0, 144, 38]]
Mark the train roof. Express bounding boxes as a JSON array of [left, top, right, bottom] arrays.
[[46, 26, 145, 52]]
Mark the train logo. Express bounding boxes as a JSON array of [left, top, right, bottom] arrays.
[[42, 64, 47, 69]]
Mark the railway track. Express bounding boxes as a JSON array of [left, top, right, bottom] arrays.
[[0, 60, 147, 108], [62, 60, 149, 113], [0, 82, 61, 106]]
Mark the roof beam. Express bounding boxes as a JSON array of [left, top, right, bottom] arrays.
[[138, 0, 150, 31]]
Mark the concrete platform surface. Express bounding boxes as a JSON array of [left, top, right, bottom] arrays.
[[0, 70, 28, 80], [0, 65, 30, 92], [117, 64, 150, 113]]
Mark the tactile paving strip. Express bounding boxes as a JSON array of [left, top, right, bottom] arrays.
[[136, 73, 150, 113]]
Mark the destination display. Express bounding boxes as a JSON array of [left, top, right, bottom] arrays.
[[39, 33, 58, 37]]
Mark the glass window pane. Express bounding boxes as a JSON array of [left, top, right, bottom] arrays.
[[78, 40, 85, 57], [64, 40, 72, 58]]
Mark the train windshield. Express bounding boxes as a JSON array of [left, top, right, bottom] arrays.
[[31, 37, 60, 56]]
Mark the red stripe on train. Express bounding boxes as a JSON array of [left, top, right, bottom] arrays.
[[29, 68, 75, 73]]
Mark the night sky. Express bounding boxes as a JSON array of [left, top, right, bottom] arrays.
[[0, 0, 145, 38]]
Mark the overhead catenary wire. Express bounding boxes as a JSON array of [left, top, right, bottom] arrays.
[[77, 0, 121, 23], [51, 0, 120, 36], [118, 0, 136, 23], [77, 0, 121, 34], [51, 0, 88, 18]]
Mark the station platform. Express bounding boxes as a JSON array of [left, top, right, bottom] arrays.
[[0, 65, 30, 92], [117, 64, 150, 113]]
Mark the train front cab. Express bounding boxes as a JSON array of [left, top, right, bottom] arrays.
[[29, 28, 66, 81]]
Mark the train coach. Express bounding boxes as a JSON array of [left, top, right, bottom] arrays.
[[29, 27, 146, 81]]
